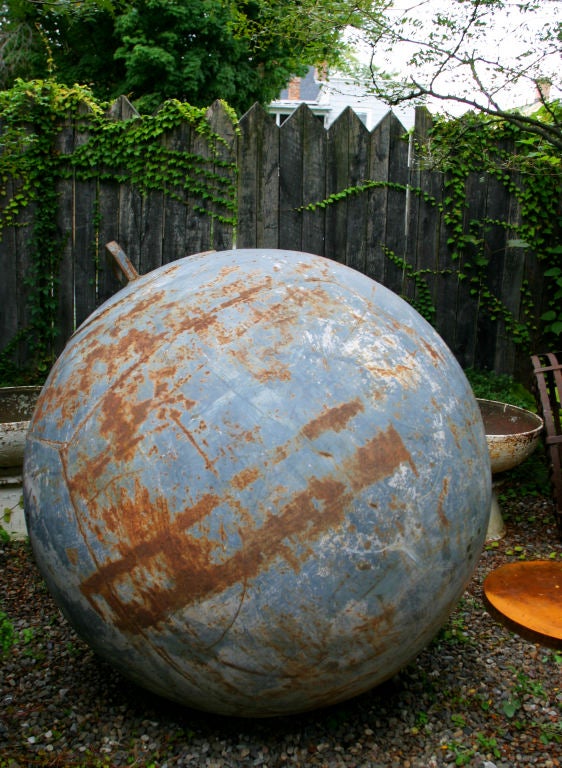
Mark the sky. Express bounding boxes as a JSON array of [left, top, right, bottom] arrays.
[[346, 0, 561, 116]]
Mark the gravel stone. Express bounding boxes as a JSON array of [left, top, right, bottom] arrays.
[[1, 490, 562, 766]]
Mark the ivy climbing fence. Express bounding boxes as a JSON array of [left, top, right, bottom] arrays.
[[0, 94, 554, 383]]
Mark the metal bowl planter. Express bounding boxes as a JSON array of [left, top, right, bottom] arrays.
[[24, 247, 491, 717], [0, 386, 42, 469], [476, 398, 544, 541], [0, 386, 42, 539], [477, 399, 544, 475]]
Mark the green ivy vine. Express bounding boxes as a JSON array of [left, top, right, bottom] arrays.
[[0, 78, 238, 385], [299, 177, 455, 326], [421, 108, 562, 346], [0, 80, 95, 383], [70, 98, 238, 222], [298, 108, 562, 348], [298, 180, 447, 323]]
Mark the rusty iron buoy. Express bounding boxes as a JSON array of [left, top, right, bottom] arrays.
[[24, 248, 490, 716]]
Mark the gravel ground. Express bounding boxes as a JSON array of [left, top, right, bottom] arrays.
[[1, 488, 562, 768]]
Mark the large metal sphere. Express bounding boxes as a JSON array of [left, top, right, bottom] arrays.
[[24, 248, 490, 717]]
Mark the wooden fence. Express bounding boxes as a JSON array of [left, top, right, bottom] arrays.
[[0, 97, 551, 382]]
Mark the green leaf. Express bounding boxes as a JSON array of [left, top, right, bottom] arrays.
[[502, 699, 521, 718]]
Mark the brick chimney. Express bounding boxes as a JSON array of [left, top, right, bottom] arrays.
[[287, 77, 301, 100]]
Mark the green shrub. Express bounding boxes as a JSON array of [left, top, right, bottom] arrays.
[[0, 610, 15, 656], [464, 367, 536, 410]]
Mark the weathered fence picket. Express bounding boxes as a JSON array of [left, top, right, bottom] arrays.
[[0, 97, 553, 382], [237, 103, 280, 249]]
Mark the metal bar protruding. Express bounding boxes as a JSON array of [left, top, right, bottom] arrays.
[[105, 241, 140, 283]]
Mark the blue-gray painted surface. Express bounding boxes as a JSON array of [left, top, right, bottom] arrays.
[[24, 248, 491, 716]]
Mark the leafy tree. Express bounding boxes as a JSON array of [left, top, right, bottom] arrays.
[[0, 0, 364, 113], [111, 0, 308, 113], [0, 0, 51, 87], [350, 0, 562, 153]]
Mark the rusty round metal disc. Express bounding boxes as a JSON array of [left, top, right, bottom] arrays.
[[483, 561, 562, 649]]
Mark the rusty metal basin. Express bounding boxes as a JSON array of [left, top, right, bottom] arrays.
[[483, 561, 562, 649], [0, 386, 42, 469], [24, 248, 491, 717], [477, 398, 543, 474]]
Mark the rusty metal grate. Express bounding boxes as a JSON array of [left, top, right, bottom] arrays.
[[531, 352, 562, 536]]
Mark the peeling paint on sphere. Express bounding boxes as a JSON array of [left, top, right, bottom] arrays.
[[23, 248, 491, 717]]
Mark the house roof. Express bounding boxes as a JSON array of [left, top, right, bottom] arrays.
[[270, 66, 415, 130], [278, 67, 322, 101]]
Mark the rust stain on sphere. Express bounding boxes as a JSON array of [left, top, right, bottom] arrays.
[[24, 248, 490, 717]]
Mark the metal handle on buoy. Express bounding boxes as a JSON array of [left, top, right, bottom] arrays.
[[105, 241, 140, 283]]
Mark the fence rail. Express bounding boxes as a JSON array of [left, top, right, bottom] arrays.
[[0, 98, 550, 382]]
